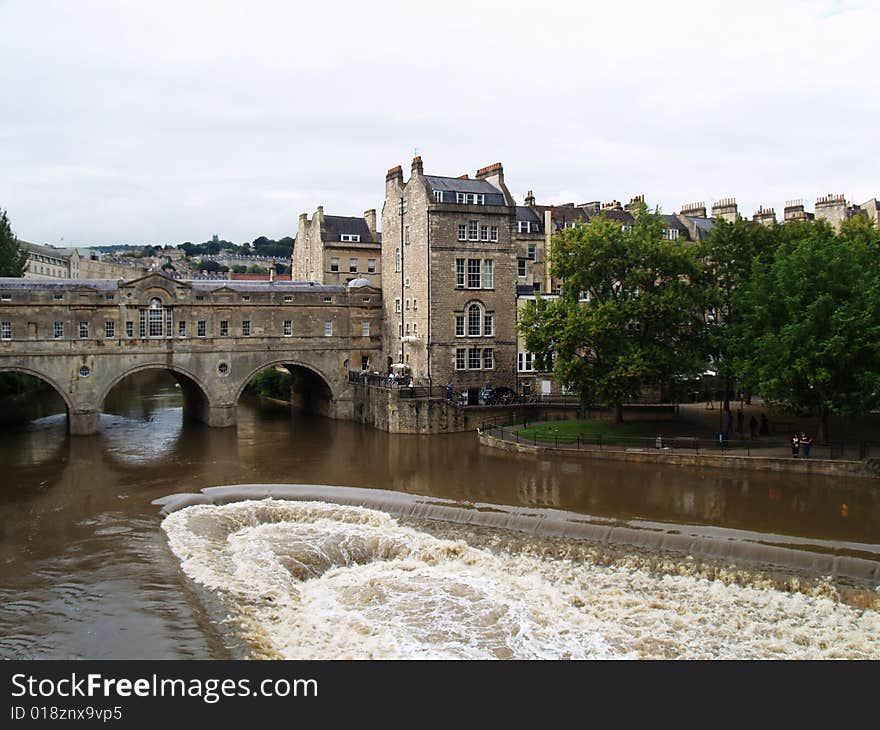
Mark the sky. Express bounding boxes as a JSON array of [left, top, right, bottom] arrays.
[[0, 0, 877, 247]]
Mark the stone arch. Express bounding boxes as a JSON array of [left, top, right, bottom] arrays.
[[0, 365, 75, 414], [100, 363, 213, 425], [235, 359, 337, 417]]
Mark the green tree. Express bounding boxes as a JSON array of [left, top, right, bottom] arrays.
[[246, 264, 268, 275], [699, 217, 780, 409], [730, 216, 880, 441], [0, 208, 29, 277], [520, 204, 707, 421]]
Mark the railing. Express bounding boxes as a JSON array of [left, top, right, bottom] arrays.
[[479, 421, 880, 461]]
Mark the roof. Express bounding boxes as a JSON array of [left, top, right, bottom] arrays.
[[20, 241, 74, 259], [0, 278, 117, 291], [322, 215, 375, 243], [229, 273, 293, 281], [0, 277, 345, 294], [598, 209, 636, 226], [532, 205, 590, 230], [424, 175, 502, 195], [661, 214, 690, 234], [515, 206, 541, 223], [686, 216, 715, 240]]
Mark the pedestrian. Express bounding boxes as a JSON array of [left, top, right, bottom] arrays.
[[799, 432, 813, 458], [736, 408, 744, 434], [446, 382, 453, 401], [790, 433, 800, 457], [759, 413, 769, 435], [749, 415, 758, 438]]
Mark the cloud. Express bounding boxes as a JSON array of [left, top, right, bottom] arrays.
[[0, 0, 877, 245]]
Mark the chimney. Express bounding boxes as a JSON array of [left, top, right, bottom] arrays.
[[680, 201, 707, 218], [624, 195, 645, 213], [411, 155, 423, 176], [712, 197, 739, 223], [476, 162, 504, 184], [364, 209, 377, 237], [524, 190, 536, 206]]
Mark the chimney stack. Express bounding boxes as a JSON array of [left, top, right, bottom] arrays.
[[364, 209, 377, 237], [411, 155, 423, 176], [524, 190, 536, 206]]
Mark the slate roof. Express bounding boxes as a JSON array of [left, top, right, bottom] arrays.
[[516, 206, 541, 223], [685, 216, 715, 240], [424, 175, 502, 195], [0, 278, 117, 290], [322, 215, 376, 243]]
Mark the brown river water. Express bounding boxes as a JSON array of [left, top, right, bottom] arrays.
[[1, 371, 879, 659]]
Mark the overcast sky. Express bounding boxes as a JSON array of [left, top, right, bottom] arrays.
[[1, 0, 877, 247]]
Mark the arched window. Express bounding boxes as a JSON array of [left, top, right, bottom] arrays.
[[467, 302, 482, 337], [148, 298, 165, 337]]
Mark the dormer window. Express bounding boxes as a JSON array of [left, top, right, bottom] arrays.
[[456, 193, 485, 205], [340, 234, 361, 242], [518, 220, 533, 233], [434, 190, 444, 203]]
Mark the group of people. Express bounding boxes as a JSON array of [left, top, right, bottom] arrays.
[[791, 432, 813, 458]]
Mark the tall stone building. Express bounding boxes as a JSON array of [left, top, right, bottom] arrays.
[[293, 207, 381, 286], [381, 157, 518, 402]]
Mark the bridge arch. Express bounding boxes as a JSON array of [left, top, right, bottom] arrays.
[[0, 365, 75, 414], [235, 359, 337, 417], [100, 363, 214, 426]]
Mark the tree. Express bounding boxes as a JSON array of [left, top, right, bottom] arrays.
[[520, 203, 707, 421], [246, 264, 268, 275], [197, 260, 228, 273], [0, 208, 29, 277], [730, 216, 880, 441], [699, 217, 780, 409]]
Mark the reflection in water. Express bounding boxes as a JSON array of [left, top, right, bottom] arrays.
[[0, 371, 879, 658]]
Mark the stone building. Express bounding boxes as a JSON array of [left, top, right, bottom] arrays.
[[293, 207, 381, 287], [22, 242, 146, 280], [380, 157, 518, 402]]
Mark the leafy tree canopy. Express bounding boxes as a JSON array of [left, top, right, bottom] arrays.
[[0, 208, 29, 277], [520, 203, 707, 420], [730, 215, 880, 440]]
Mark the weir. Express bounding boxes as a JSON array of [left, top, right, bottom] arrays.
[[154, 484, 880, 583]]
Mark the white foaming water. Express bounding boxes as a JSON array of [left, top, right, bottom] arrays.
[[162, 499, 880, 660]]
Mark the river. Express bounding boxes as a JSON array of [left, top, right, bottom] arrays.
[[1, 371, 878, 659]]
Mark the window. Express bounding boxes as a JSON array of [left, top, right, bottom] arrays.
[[79, 322, 88, 339], [455, 258, 465, 288], [284, 295, 293, 303], [323, 296, 333, 303], [456, 193, 466, 204], [105, 321, 115, 338], [0, 295, 11, 302], [361, 321, 370, 337], [663, 228, 680, 240], [528, 243, 536, 260], [361, 355, 370, 370], [483, 313, 494, 336], [0, 322, 10, 340], [340, 234, 361, 242], [79, 366, 90, 378], [178, 321, 186, 337], [458, 224, 467, 241], [197, 320, 206, 337], [395, 298, 401, 313], [468, 347, 481, 369], [455, 348, 466, 370], [405, 277, 410, 288], [283, 320, 292, 336], [330, 257, 339, 272], [53, 293, 64, 301], [395, 248, 401, 273], [482, 259, 494, 288], [241, 295, 250, 302], [105, 294, 114, 301], [518, 258, 527, 277], [148, 297, 165, 337], [54, 321, 64, 338], [467, 259, 481, 289], [456, 193, 485, 205], [468, 220, 478, 240], [455, 314, 465, 337], [398, 199, 407, 214], [413, 298, 418, 310], [533, 281, 541, 293], [483, 348, 494, 369], [518, 352, 535, 372], [196, 295, 205, 301], [518, 220, 532, 233], [413, 323, 418, 335], [126, 321, 133, 338], [242, 320, 251, 336], [467, 303, 482, 336], [220, 320, 228, 337], [404, 226, 410, 245], [434, 190, 444, 203], [324, 321, 333, 337], [218, 363, 229, 376], [490, 226, 498, 242], [405, 323, 410, 335], [405, 298, 411, 310], [480, 225, 489, 241], [367, 259, 376, 273]]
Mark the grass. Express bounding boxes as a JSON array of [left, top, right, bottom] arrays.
[[514, 419, 750, 449]]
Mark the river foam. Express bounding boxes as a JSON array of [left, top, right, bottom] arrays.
[[161, 498, 880, 659]]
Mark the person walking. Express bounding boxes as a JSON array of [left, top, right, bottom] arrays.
[[446, 382, 453, 401], [799, 432, 813, 458], [749, 415, 758, 438], [791, 434, 800, 457]]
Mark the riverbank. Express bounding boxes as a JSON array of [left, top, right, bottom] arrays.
[[478, 426, 880, 479]]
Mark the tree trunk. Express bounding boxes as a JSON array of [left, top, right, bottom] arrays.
[[614, 403, 623, 423]]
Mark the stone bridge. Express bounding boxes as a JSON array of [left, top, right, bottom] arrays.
[[0, 273, 382, 434]]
